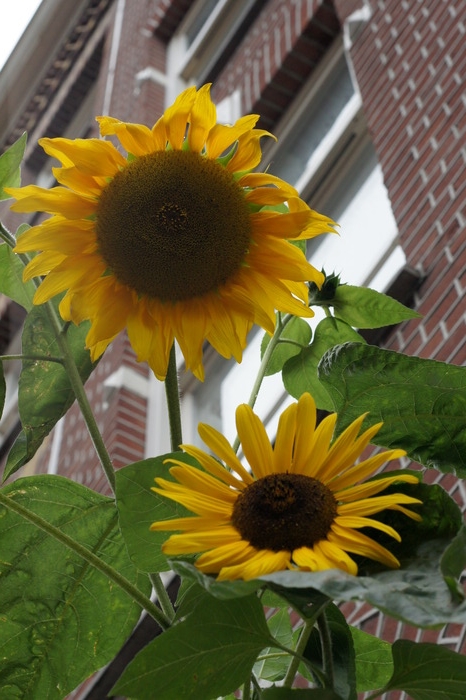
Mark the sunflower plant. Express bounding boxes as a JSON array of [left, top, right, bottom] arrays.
[[0, 85, 465, 700]]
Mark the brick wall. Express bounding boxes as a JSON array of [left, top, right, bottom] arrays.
[[334, 0, 465, 368]]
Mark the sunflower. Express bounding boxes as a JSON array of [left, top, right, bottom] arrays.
[[150, 393, 422, 581], [7, 85, 335, 380]]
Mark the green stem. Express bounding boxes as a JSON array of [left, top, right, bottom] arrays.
[[149, 573, 175, 622], [0, 221, 16, 247], [317, 610, 334, 689], [242, 674, 251, 700], [164, 343, 183, 451], [283, 617, 316, 688], [146, 344, 184, 624], [0, 490, 171, 630], [232, 313, 293, 453], [44, 302, 116, 492], [0, 353, 64, 364]]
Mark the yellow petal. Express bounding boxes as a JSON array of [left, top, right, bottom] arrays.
[[272, 402, 297, 473], [161, 526, 241, 555], [197, 423, 254, 485], [217, 548, 291, 581], [163, 85, 197, 149], [226, 128, 274, 172], [8, 185, 96, 218], [236, 405, 274, 479], [96, 116, 160, 156], [205, 114, 260, 159], [39, 136, 125, 176], [336, 473, 419, 502], [291, 393, 318, 474], [188, 83, 216, 152], [329, 524, 400, 569], [180, 444, 246, 491], [168, 464, 237, 502]]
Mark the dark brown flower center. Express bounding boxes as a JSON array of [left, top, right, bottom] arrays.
[[95, 149, 252, 301], [231, 472, 337, 552]]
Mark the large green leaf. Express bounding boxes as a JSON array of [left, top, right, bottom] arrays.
[[383, 640, 466, 699], [0, 474, 150, 699], [304, 604, 356, 700], [331, 284, 420, 329], [283, 319, 364, 410], [261, 316, 312, 376], [349, 627, 393, 692], [115, 454, 194, 573], [0, 239, 36, 311], [318, 343, 466, 474], [111, 592, 273, 700], [4, 303, 96, 480], [0, 132, 27, 198]]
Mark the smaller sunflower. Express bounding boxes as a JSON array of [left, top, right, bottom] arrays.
[[151, 393, 422, 581]]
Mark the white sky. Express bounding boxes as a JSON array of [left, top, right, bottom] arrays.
[[0, 0, 43, 69]]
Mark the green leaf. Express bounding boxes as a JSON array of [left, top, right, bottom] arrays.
[[0, 132, 27, 198], [304, 604, 356, 700], [0, 474, 150, 699], [115, 454, 195, 573], [112, 593, 272, 700], [262, 688, 343, 699], [0, 362, 5, 420], [0, 240, 36, 311], [254, 606, 294, 682], [318, 343, 466, 474], [261, 316, 312, 376], [383, 640, 466, 699], [4, 303, 96, 480], [349, 627, 393, 692], [331, 284, 421, 329], [283, 318, 364, 410]]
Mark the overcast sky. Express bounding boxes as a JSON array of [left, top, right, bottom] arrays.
[[0, 0, 43, 69]]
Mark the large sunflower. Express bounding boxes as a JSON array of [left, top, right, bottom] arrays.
[[7, 84, 335, 380], [151, 393, 422, 581]]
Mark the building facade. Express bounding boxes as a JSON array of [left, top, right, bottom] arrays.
[[0, 0, 465, 696]]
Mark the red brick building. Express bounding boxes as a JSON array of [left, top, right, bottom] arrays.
[[0, 0, 465, 697]]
